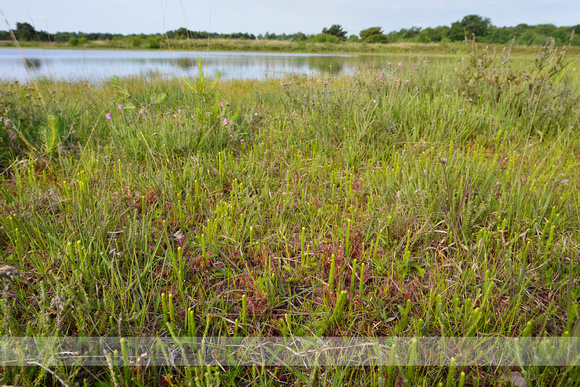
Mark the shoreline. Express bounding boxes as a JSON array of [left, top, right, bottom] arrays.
[[3, 39, 575, 56]]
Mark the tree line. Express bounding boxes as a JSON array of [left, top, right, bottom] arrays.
[[356, 15, 579, 46], [0, 23, 256, 44], [1, 16, 578, 46]]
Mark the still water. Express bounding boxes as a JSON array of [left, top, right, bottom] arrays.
[[0, 48, 404, 82]]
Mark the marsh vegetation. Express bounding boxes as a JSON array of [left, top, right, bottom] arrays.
[[0, 39, 579, 385]]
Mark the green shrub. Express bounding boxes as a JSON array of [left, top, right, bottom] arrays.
[[131, 36, 141, 48], [308, 33, 341, 44], [148, 37, 161, 49]]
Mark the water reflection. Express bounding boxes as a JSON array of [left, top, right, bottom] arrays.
[[306, 56, 345, 74], [23, 58, 42, 71], [0, 48, 429, 82], [174, 58, 197, 69]]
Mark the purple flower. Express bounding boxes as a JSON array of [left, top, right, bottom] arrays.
[[118, 104, 123, 110], [281, 81, 284, 86], [4, 119, 12, 127], [106, 113, 112, 120], [398, 62, 403, 66], [139, 108, 145, 114], [353, 67, 356, 71], [219, 101, 224, 107], [438, 80, 443, 83], [222, 118, 229, 126], [317, 77, 322, 82]]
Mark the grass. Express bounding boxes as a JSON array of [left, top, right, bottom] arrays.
[[0, 39, 580, 385]]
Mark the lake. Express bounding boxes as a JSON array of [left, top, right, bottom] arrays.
[[0, 48, 409, 82]]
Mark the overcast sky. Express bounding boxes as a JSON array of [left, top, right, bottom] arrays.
[[1, 0, 579, 36]]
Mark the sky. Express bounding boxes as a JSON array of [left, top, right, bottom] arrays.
[[1, 0, 579, 37]]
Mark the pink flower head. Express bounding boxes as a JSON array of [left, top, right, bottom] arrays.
[[222, 118, 229, 126], [281, 81, 284, 86], [118, 104, 123, 110], [438, 80, 443, 83], [219, 101, 224, 107], [139, 108, 145, 114], [106, 113, 112, 120], [353, 67, 356, 71], [398, 62, 403, 66], [317, 77, 322, 82]]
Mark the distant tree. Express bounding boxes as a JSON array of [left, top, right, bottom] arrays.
[[518, 30, 548, 45], [35, 30, 50, 41], [533, 24, 557, 36], [322, 25, 347, 41], [347, 34, 360, 42], [173, 27, 193, 38], [569, 26, 580, 45], [54, 32, 72, 42], [385, 29, 403, 42], [446, 15, 491, 41], [402, 26, 422, 39], [228, 32, 256, 40], [99, 33, 116, 40], [148, 37, 161, 49], [446, 21, 464, 41], [414, 30, 431, 43], [85, 33, 100, 40], [513, 24, 529, 35], [16, 22, 36, 41], [131, 36, 141, 47], [487, 26, 513, 44], [416, 26, 448, 42], [359, 27, 386, 43], [462, 15, 491, 37], [553, 26, 580, 45], [291, 32, 308, 42]]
